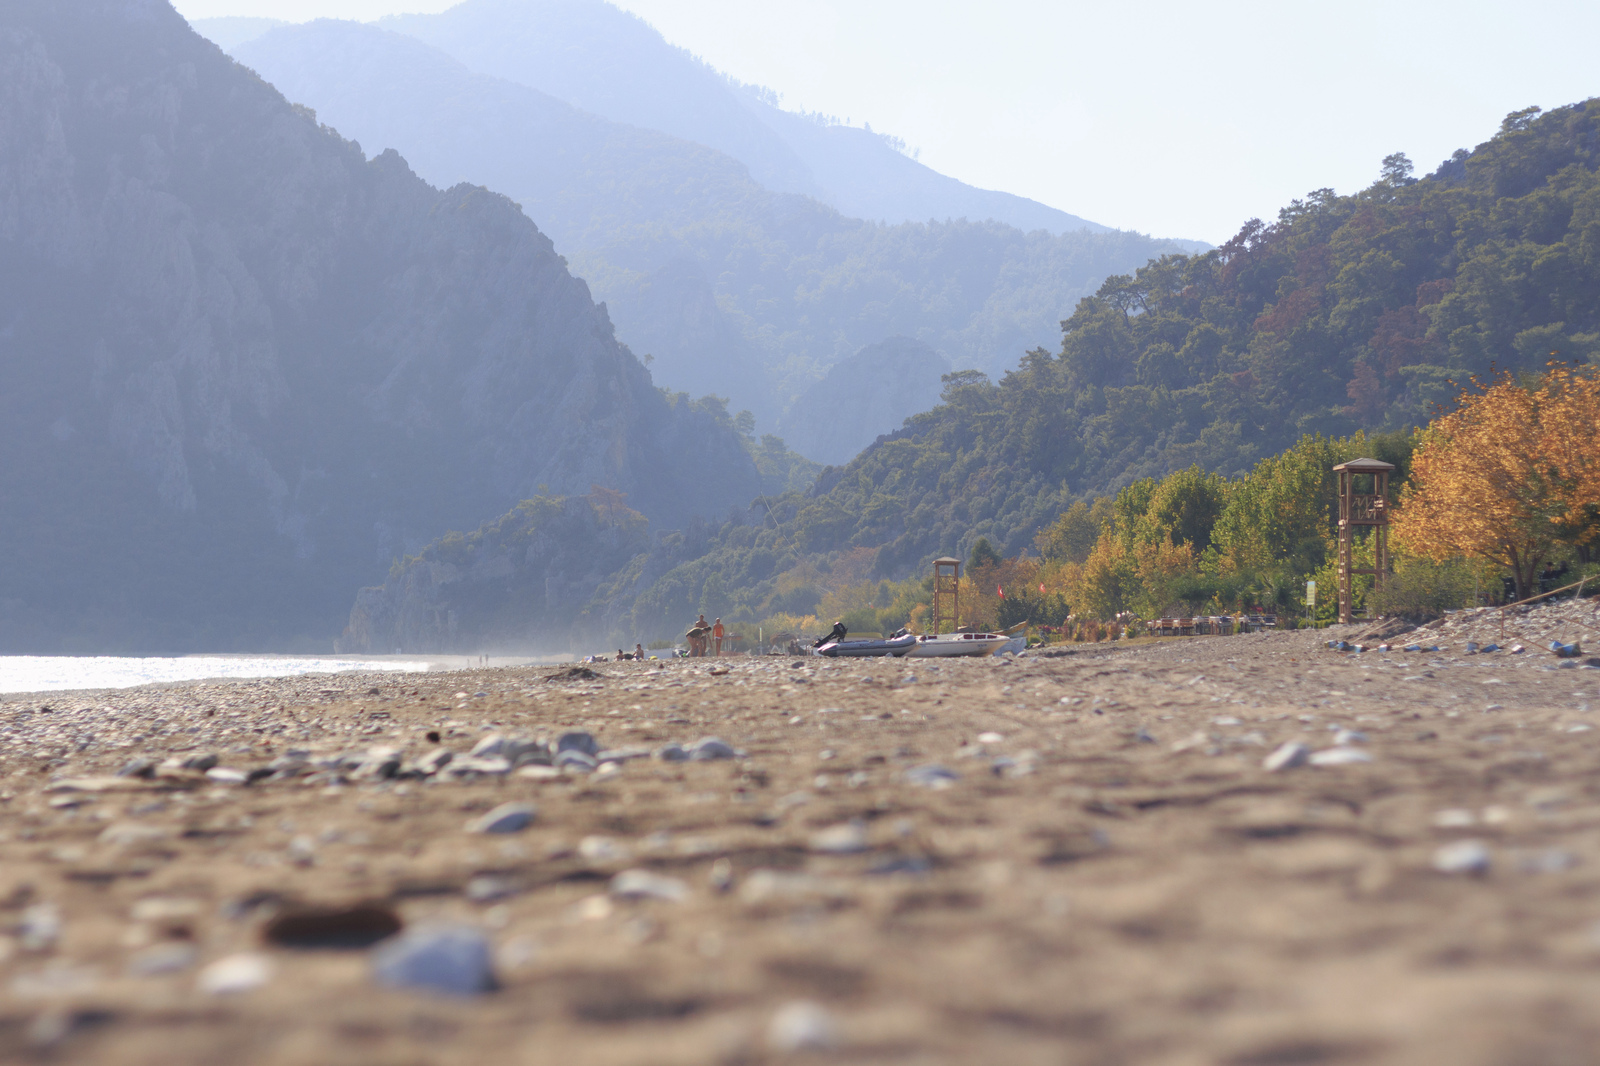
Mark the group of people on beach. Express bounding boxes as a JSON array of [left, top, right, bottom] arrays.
[[685, 613, 726, 657]]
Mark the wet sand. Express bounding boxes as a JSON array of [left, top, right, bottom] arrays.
[[3, 622, 1600, 1065]]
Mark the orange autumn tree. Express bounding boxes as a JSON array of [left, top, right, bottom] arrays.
[[1393, 365, 1600, 599]]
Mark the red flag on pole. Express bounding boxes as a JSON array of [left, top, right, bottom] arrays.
[[1039, 583, 1046, 594], [997, 586, 1004, 598]]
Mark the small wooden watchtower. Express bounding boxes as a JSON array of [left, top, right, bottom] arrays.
[[932, 557, 961, 635], [1334, 457, 1394, 624]]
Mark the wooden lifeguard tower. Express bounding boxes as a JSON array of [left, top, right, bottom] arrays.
[[1334, 457, 1394, 624], [932, 557, 961, 635]]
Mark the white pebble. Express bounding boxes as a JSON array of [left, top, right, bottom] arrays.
[[809, 822, 869, 854], [1263, 741, 1309, 772], [198, 953, 272, 995], [1309, 747, 1372, 767], [768, 1000, 839, 1052], [610, 869, 689, 903], [1433, 840, 1491, 874]]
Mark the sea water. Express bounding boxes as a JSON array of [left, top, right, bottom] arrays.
[[0, 656, 433, 695]]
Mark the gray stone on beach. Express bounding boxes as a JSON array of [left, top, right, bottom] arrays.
[[555, 749, 597, 772], [611, 869, 689, 902], [371, 925, 497, 996], [180, 752, 218, 772], [204, 767, 249, 785], [469, 734, 508, 758], [465, 802, 536, 834], [904, 764, 959, 788], [1263, 741, 1310, 772], [267, 752, 311, 778], [655, 743, 689, 762], [354, 747, 402, 779], [556, 731, 600, 757], [689, 736, 737, 760], [116, 757, 155, 779], [506, 737, 550, 766], [1434, 840, 1491, 874], [412, 749, 453, 775]]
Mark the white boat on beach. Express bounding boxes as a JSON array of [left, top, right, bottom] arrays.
[[910, 632, 1013, 657]]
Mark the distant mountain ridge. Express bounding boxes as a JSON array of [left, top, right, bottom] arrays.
[[378, 0, 1113, 236], [215, 14, 1202, 441], [0, 0, 762, 652]]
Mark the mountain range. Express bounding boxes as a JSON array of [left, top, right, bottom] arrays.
[[198, 3, 1204, 441], [343, 98, 1600, 651], [0, 0, 763, 652]]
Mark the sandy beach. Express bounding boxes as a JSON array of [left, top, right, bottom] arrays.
[[3, 612, 1600, 1065]]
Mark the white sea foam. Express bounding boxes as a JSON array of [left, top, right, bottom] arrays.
[[0, 656, 432, 695]]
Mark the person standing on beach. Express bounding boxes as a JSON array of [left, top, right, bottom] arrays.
[[712, 618, 725, 657]]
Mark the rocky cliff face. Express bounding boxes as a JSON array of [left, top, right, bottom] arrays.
[[0, 0, 761, 652]]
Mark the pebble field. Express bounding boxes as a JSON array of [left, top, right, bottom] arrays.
[[2, 604, 1600, 1065]]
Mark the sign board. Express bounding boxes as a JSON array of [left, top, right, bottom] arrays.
[[1305, 580, 1317, 606]]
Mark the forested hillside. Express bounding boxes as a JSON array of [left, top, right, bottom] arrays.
[[219, 17, 1200, 432], [582, 100, 1600, 642], [0, 0, 762, 651]]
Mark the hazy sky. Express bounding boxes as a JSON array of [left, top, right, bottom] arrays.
[[173, 0, 1600, 242]]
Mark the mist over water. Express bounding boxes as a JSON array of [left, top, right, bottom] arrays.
[[0, 657, 433, 695]]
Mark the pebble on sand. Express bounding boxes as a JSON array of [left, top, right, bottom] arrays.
[[768, 1000, 839, 1052], [556, 731, 600, 757], [689, 736, 737, 760], [465, 801, 536, 834], [904, 764, 959, 788], [1433, 840, 1492, 875], [555, 750, 597, 772], [810, 821, 870, 854], [610, 869, 690, 902], [1308, 747, 1372, 767], [371, 925, 497, 996], [1263, 741, 1310, 772], [198, 953, 272, 995]]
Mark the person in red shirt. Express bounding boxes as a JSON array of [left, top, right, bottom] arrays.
[[712, 618, 725, 656]]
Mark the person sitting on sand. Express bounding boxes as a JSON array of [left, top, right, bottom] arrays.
[[635, 643, 646, 660]]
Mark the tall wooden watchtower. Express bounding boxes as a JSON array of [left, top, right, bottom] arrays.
[[932, 557, 961, 635], [1334, 457, 1395, 624]]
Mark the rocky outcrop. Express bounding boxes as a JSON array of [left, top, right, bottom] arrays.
[[0, 0, 761, 651]]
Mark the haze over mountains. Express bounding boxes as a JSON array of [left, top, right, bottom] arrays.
[[344, 98, 1600, 652], [199, 2, 1203, 442], [0, 0, 763, 652]]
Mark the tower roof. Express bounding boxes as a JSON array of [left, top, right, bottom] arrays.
[[1332, 457, 1396, 473]]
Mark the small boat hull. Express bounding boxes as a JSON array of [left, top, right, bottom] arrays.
[[815, 633, 919, 657], [910, 633, 1012, 657]]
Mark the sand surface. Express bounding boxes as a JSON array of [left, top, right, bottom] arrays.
[[3, 618, 1600, 1065]]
